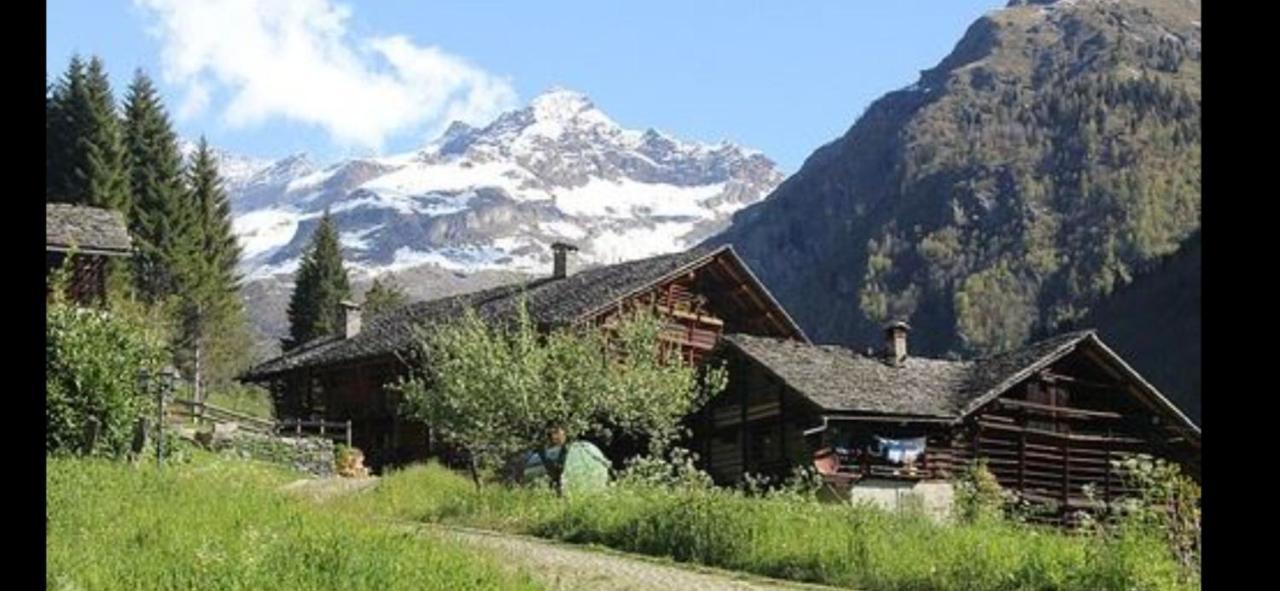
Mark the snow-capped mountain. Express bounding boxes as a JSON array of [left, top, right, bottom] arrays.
[[224, 88, 786, 282]]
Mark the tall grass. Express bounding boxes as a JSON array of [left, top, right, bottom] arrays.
[[46, 454, 542, 590], [334, 462, 1196, 591]]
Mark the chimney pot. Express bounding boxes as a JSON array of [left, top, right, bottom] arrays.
[[340, 300, 362, 339], [884, 320, 910, 366], [550, 242, 579, 279]]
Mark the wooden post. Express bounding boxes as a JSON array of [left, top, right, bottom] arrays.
[[82, 416, 101, 455], [1104, 428, 1113, 507], [1018, 412, 1027, 494], [1062, 443, 1071, 510], [973, 421, 982, 462], [130, 417, 148, 463], [320, 421, 326, 437], [778, 382, 787, 465], [740, 386, 749, 479], [296, 417, 302, 436], [346, 420, 353, 448], [155, 379, 165, 469]]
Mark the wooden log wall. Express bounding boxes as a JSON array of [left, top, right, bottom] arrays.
[[699, 353, 815, 483], [47, 252, 110, 306], [953, 364, 1199, 521]]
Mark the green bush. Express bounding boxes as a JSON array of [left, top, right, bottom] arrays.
[[46, 299, 166, 456], [1110, 455, 1202, 581], [954, 458, 1010, 524]]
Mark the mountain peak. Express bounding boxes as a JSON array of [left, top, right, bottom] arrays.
[[528, 87, 597, 122]]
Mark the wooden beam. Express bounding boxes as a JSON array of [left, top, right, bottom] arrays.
[[977, 420, 1146, 445], [712, 254, 793, 337], [996, 398, 1123, 420], [654, 306, 726, 326], [1038, 370, 1124, 390]]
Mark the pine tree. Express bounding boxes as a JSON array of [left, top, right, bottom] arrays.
[[188, 137, 242, 295], [174, 137, 251, 400], [362, 276, 409, 319], [284, 210, 351, 350], [45, 81, 54, 200], [46, 55, 88, 203], [122, 69, 193, 302], [46, 56, 130, 210], [81, 57, 130, 213]]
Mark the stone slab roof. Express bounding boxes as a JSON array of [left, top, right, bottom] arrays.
[[46, 203, 132, 255]]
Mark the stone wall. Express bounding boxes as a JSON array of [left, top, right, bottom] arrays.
[[196, 423, 336, 477], [847, 479, 955, 523]]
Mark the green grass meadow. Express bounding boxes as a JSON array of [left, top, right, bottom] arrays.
[[332, 462, 1196, 591], [46, 453, 541, 591]]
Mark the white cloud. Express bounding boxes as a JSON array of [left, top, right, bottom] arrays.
[[136, 0, 518, 150]]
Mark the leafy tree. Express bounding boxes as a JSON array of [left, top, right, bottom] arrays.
[[283, 210, 351, 350], [362, 276, 409, 319], [396, 300, 728, 489]]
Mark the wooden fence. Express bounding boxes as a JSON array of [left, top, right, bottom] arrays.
[[276, 416, 354, 448], [169, 398, 352, 447]]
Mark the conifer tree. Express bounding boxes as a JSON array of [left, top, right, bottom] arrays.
[[188, 136, 242, 295], [45, 81, 54, 200], [362, 276, 409, 320], [81, 57, 130, 213], [122, 69, 193, 302], [173, 138, 252, 399], [284, 210, 351, 350], [47, 56, 130, 210], [46, 55, 89, 203]]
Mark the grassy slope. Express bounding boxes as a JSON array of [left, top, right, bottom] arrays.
[[332, 463, 1194, 591], [46, 454, 542, 591]]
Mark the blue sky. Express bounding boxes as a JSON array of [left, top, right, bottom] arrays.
[[47, 0, 1002, 172]]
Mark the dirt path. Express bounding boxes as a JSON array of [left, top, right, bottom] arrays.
[[283, 476, 846, 591], [412, 523, 844, 591]]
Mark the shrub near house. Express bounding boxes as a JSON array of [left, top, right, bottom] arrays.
[[46, 297, 166, 456]]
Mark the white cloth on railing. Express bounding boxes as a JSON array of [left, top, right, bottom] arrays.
[[868, 436, 927, 465]]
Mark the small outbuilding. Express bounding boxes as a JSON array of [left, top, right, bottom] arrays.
[[46, 203, 132, 305]]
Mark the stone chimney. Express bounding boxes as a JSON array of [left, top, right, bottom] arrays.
[[884, 320, 910, 367], [551, 242, 578, 279], [340, 300, 362, 339]]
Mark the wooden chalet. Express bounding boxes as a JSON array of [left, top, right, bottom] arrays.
[[46, 203, 132, 305], [240, 244, 807, 470], [693, 323, 1201, 521]]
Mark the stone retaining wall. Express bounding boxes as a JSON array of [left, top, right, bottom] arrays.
[[190, 423, 336, 477], [847, 478, 955, 523]]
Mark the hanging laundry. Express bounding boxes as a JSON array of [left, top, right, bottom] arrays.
[[868, 436, 927, 465]]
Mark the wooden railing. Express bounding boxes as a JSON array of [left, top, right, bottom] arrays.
[[169, 398, 275, 435], [276, 417, 353, 447], [169, 398, 352, 447]]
